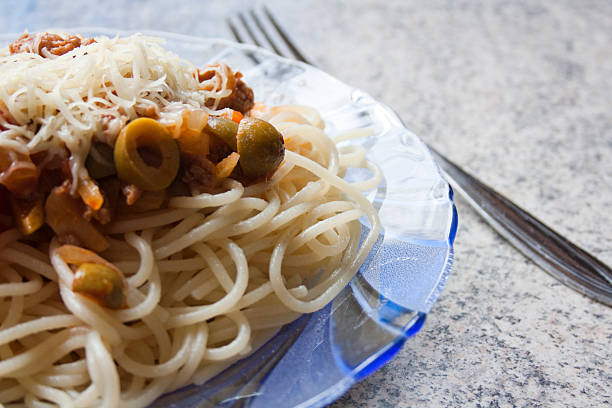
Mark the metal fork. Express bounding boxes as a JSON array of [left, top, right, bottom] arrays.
[[227, 7, 612, 306]]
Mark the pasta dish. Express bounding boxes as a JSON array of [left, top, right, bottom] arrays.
[[0, 32, 381, 407]]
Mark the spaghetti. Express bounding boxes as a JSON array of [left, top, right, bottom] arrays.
[[0, 33, 382, 407]]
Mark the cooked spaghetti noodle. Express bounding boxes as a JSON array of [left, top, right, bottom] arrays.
[[0, 33, 381, 407]]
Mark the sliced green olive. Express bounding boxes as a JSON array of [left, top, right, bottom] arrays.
[[205, 116, 238, 151], [72, 262, 125, 309], [86, 142, 116, 179], [237, 118, 285, 179], [114, 118, 180, 191]]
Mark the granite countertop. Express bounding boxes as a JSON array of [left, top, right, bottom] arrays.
[[1, 0, 610, 406]]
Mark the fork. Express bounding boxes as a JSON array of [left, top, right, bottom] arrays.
[[227, 7, 612, 306]]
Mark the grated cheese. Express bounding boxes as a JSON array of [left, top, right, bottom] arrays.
[[0, 33, 233, 191]]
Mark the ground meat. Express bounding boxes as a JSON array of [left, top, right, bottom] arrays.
[[9, 32, 95, 57], [36, 165, 65, 195], [83, 206, 112, 225], [120, 190, 167, 214], [181, 154, 217, 193], [218, 74, 255, 114], [199, 66, 254, 114], [207, 134, 234, 164], [122, 184, 142, 206], [31, 152, 69, 195]]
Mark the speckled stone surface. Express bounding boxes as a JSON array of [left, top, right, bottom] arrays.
[[1, 1, 610, 406]]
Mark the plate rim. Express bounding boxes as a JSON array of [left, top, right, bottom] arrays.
[[0, 27, 458, 407]]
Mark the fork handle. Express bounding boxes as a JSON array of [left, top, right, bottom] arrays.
[[428, 147, 612, 306]]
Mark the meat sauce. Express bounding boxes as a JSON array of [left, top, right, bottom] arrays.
[[1, 32, 257, 250], [9, 32, 95, 57]]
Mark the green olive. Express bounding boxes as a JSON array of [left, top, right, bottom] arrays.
[[86, 142, 116, 179], [205, 116, 238, 151], [114, 118, 180, 191], [72, 263, 125, 309], [237, 118, 285, 179]]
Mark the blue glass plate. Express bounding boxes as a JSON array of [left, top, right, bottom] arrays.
[[0, 29, 457, 408]]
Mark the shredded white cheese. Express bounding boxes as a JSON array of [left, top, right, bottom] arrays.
[[0, 33, 233, 190]]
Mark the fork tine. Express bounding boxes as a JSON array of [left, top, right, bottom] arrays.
[[226, 16, 261, 64], [226, 17, 246, 45], [227, 7, 313, 66], [249, 9, 285, 57], [261, 6, 312, 65], [237, 12, 263, 48]]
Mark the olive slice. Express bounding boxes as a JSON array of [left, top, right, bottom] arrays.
[[114, 118, 180, 191]]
